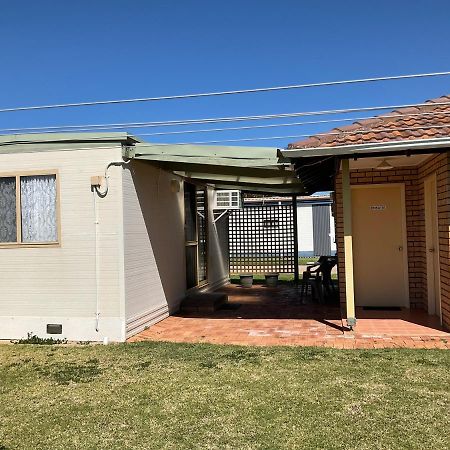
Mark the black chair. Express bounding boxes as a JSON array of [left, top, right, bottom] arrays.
[[300, 256, 337, 303]]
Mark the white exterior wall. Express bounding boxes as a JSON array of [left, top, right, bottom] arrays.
[[0, 149, 231, 342], [297, 204, 314, 255], [122, 162, 186, 338], [122, 166, 230, 338], [0, 146, 125, 342]]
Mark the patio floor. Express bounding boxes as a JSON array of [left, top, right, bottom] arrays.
[[129, 284, 450, 349]]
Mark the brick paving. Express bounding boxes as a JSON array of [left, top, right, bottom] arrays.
[[129, 284, 450, 349]]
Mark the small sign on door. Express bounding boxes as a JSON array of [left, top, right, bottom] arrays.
[[370, 205, 386, 211]]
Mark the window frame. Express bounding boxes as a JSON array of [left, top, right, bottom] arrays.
[[0, 170, 61, 248]]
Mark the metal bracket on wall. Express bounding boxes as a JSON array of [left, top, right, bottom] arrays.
[[214, 210, 229, 223]]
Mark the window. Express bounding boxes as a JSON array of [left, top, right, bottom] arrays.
[[0, 173, 58, 245]]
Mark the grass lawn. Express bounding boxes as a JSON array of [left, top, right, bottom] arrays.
[[230, 273, 295, 284], [0, 343, 449, 449]]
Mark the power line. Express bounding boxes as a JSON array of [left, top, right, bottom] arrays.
[[0, 72, 449, 113], [92, 110, 450, 137], [1, 124, 448, 149], [135, 123, 450, 145], [1, 100, 449, 135]]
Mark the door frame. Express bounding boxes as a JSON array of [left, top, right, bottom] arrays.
[[184, 181, 209, 291], [351, 183, 409, 308], [424, 174, 442, 321]]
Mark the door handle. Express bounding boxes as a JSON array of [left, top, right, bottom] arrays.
[[398, 246, 403, 251], [429, 248, 435, 253]]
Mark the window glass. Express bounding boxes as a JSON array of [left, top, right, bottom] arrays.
[[21, 175, 57, 243], [0, 177, 17, 243]]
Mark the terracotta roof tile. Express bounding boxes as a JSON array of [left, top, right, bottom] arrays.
[[288, 95, 450, 149]]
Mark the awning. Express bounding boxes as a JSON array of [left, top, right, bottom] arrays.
[[126, 143, 305, 195], [280, 137, 450, 194]]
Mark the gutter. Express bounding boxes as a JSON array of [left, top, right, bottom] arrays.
[[280, 137, 450, 159]]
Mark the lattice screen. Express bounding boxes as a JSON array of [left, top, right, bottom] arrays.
[[229, 205, 295, 274]]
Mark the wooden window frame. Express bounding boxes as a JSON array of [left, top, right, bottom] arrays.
[[0, 170, 61, 248]]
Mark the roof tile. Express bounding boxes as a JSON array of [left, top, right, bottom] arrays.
[[289, 95, 450, 149]]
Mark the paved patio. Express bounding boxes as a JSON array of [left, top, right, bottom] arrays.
[[129, 284, 450, 349]]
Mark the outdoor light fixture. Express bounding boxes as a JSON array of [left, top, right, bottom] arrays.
[[376, 159, 394, 170], [170, 179, 181, 193]]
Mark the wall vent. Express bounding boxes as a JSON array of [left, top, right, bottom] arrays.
[[46, 324, 63, 334]]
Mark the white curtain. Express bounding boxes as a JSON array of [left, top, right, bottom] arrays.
[[0, 177, 17, 242], [21, 175, 57, 242]]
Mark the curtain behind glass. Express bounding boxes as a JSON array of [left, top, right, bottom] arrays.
[[0, 177, 17, 242], [21, 175, 57, 242]]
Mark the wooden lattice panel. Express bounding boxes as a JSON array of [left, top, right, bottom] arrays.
[[229, 205, 295, 274]]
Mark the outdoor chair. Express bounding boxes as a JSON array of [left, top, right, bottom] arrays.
[[300, 256, 337, 303]]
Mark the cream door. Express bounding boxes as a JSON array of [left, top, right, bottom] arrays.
[[424, 175, 442, 319], [351, 184, 408, 307]]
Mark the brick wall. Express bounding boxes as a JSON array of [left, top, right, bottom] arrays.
[[334, 152, 450, 330]]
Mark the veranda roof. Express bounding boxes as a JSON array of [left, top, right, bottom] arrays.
[[129, 142, 304, 195], [0, 132, 304, 194]]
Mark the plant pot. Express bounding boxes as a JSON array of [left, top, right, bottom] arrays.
[[240, 274, 253, 288], [265, 273, 279, 287]]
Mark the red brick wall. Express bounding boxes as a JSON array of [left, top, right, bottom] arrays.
[[334, 153, 450, 330]]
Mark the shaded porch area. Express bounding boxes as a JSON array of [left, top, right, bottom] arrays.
[[129, 284, 450, 348]]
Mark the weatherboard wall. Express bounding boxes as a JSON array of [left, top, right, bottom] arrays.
[[122, 163, 231, 338], [0, 146, 125, 341], [122, 161, 186, 338]]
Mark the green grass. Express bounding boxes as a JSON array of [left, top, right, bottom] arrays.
[[298, 256, 320, 265], [0, 343, 449, 449], [230, 273, 295, 284]]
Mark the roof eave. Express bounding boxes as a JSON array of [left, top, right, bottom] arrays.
[[0, 132, 138, 146], [281, 137, 450, 158]]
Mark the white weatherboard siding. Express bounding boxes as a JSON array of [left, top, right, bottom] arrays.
[[122, 166, 230, 338], [122, 162, 186, 338], [0, 146, 125, 341], [297, 205, 314, 255]]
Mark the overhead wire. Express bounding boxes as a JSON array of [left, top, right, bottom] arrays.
[[0, 71, 449, 114], [133, 123, 450, 145], [0, 101, 449, 135], [1, 123, 448, 148]]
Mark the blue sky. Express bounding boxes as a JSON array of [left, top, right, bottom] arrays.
[[1, 0, 449, 147]]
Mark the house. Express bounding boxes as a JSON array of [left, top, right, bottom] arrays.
[[282, 95, 450, 330], [242, 194, 336, 257], [0, 133, 302, 342]]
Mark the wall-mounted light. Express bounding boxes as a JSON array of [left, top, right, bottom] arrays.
[[376, 159, 394, 170], [170, 179, 181, 193]]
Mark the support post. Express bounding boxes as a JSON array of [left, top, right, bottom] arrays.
[[292, 195, 299, 285], [342, 159, 356, 329]]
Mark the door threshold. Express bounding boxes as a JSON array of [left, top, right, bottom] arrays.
[[362, 306, 402, 311]]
